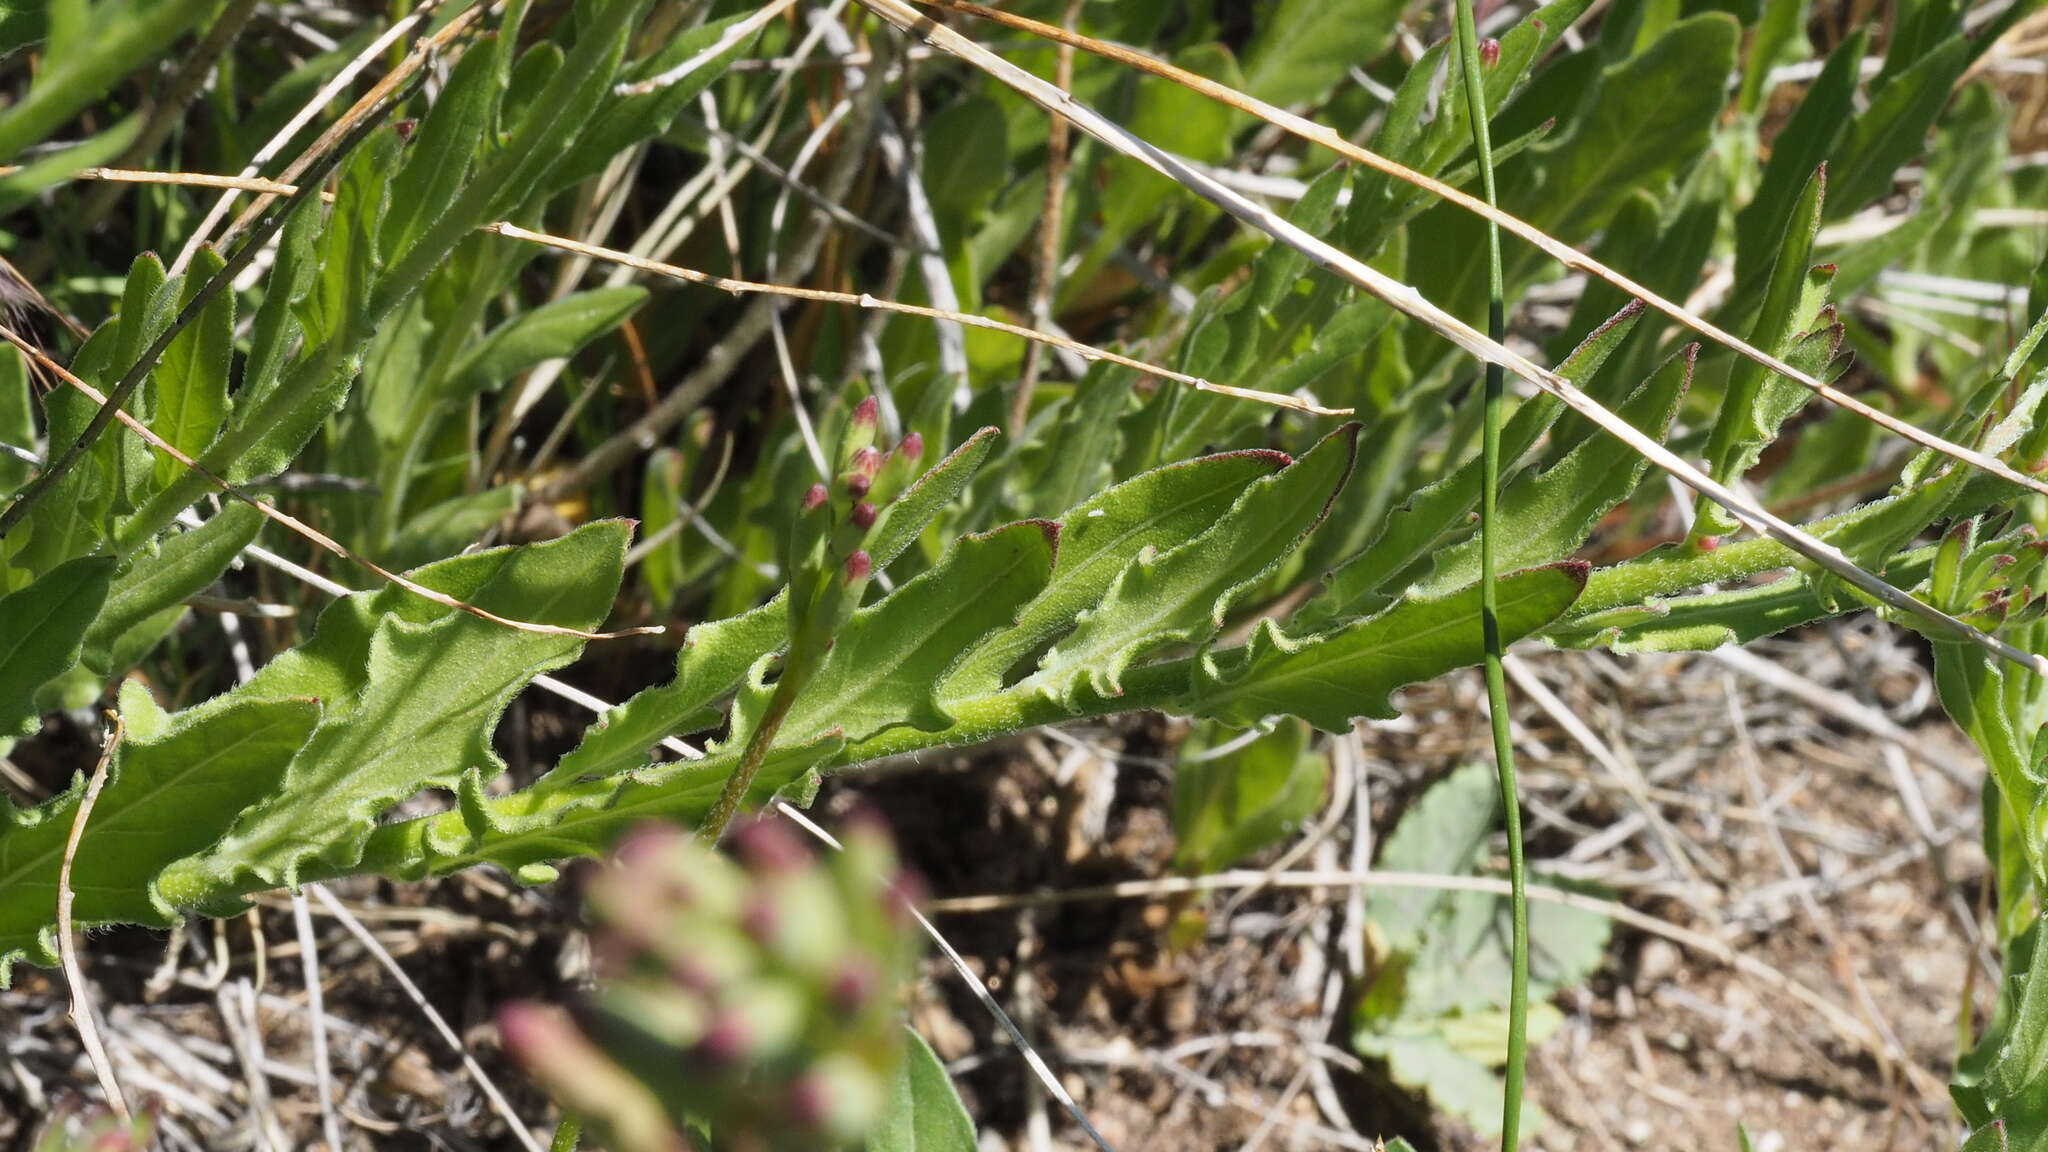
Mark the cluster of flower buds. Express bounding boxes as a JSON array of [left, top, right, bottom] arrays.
[[1934, 520, 2048, 634], [785, 397, 924, 671], [500, 816, 922, 1152]]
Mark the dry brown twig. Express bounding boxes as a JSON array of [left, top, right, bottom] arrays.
[[0, 325, 659, 642], [58, 710, 132, 1125]]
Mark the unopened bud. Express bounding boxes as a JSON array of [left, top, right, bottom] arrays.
[[851, 447, 884, 477], [897, 432, 924, 461], [741, 897, 779, 945], [828, 961, 877, 1014], [802, 483, 829, 512], [851, 396, 879, 431], [845, 472, 871, 499], [1696, 536, 1720, 552], [1479, 38, 1500, 69], [843, 550, 872, 582], [697, 1011, 750, 1065], [733, 817, 810, 874], [850, 502, 877, 531], [396, 118, 418, 142]]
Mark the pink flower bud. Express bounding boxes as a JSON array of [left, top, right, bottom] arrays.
[[733, 817, 810, 873], [802, 483, 829, 512], [897, 432, 924, 461], [1479, 38, 1500, 69], [851, 396, 880, 430], [789, 1073, 833, 1128], [741, 897, 779, 945], [1696, 536, 1720, 552], [850, 502, 877, 531], [851, 447, 884, 477], [845, 472, 871, 499], [828, 961, 877, 1014], [843, 550, 872, 582], [697, 1011, 750, 1065]]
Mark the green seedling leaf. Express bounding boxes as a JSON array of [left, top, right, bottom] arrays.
[[1371, 762, 1500, 947], [1172, 717, 1328, 875], [0, 556, 113, 737], [947, 448, 1290, 703], [83, 500, 263, 672], [237, 197, 323, 421], [866, 1028, 978, 1152], [1193, 563, 1587, 731], [1027, 424, 1358, 704], [0, 683, 320, 981]]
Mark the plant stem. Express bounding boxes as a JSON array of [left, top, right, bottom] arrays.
[[1450, 5, 1528, 1148], [698, 657, 809, 842]]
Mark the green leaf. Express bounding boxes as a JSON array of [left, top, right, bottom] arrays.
[[238, 198, 323, 420], [1358, 1031, 1517, 1138], [639, 448, 688, 610], [446, 287, 647, 399], [946, 448, 1290, 703], [150, 247, 235, 489], [1371, 762, 1499, 947], [0, 556, 114, 737], [0, 344, 31, 496], [1955, 920, 2048, 1151], [752, 521, 1057, 748], [1240, 0, 1403, 108], [541, 597, 790, 790], [83, 501, 263, 673], [0, 683, 321, 980], [1695, 163, 1834, 538], [383, 38, 503, 265], [1417, 342, 1694, 596], [1503, 13, 1738, 239], [1735, 30, 1863, 293], [1192, 563, 1587, 731], [0, 0, 212, 165], [865, 1028, 978, 1152], [1026, 424, 1358, 703], [164, 523, 629, 894], [0, 114, 140, 214], [384, 485, 523, 570], [1316, 302, 1642, 619], [549, 10, 759, 195], [1825, 35, 1969, 220], [1171, 717, 1328, 874]]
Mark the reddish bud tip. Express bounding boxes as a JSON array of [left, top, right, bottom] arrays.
[[802, 483, 830, 512], [851, 446, 884, 477], [845, 472, 872, 499], [1696, 536, 1721, 552], [733, 817, 810, 873], [898, 432, 924, 461], [828, 961, 877, 1014], [789, 1073, 833, 1128], [697, 1012, 749, 1064], [851, 396, 880, 428], [850, 501, 878, 531], [395, 119, 418, 142], [843, 550, 873, 582], [741, 897, 779, 945], [1479, 38, 1501, 69]]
